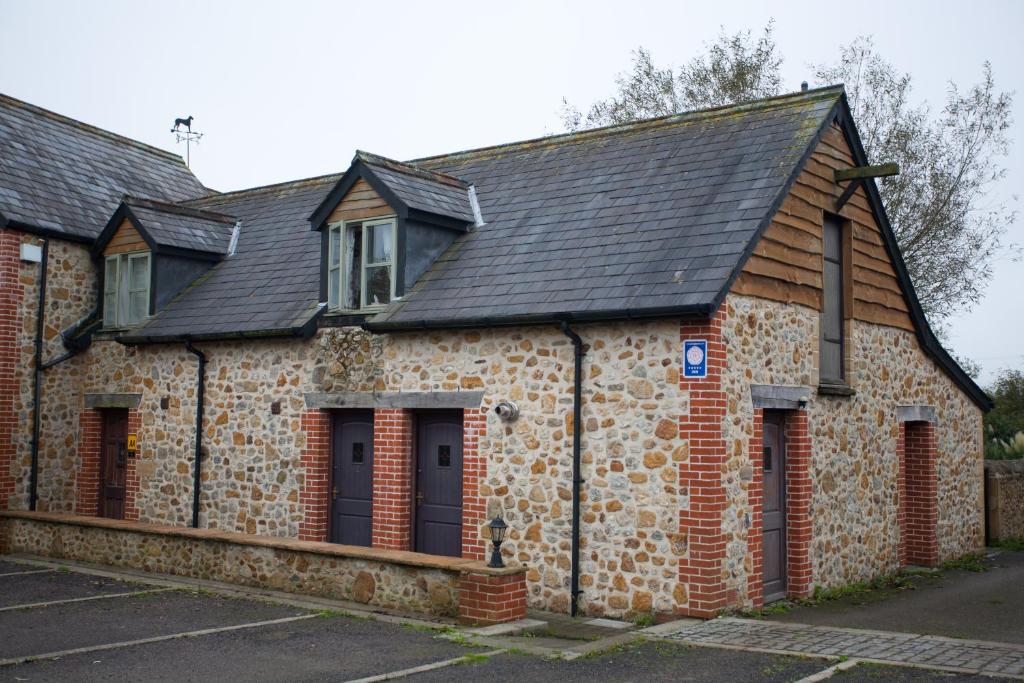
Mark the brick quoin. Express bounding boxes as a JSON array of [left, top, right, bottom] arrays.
[[461, 408, 487, 561], [371, 408, 413, 551], [784, 410, 813, 598], [747, 408, 765, 608], [298, 410, 330, 542], [901, 421, 938, 566], [124, 409, 141, 521], [457, 571, 527, 625], [75, 411, 103, 515], [0, 230, 23, 511], [677, 308, 729, 618]]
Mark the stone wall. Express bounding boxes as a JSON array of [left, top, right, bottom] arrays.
[[720, 293, 984, 607], [0, 511, 525, 621], [27, 319, 688, 618], [985, 460, 1024, 541]]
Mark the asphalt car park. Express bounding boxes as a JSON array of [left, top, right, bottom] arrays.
[[0, 556, 1014, 682]]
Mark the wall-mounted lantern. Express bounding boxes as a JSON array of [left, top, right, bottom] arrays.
[[486, 516, 508, 568]]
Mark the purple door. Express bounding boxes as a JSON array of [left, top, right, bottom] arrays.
[[415, 412, 463, 557], [762, 411, 787, 602], [330, 411, 373, 547], [100, 409, 128, 520]]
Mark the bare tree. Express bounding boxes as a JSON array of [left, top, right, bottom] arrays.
[[560, 30, 1016, 322], [560, 22, 782, 130]]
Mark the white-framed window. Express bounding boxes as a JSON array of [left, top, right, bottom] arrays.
[[103, 251, 151, 328], [326, 216, 395, 311]]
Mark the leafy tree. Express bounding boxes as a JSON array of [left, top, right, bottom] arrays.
[[985, 368, 1024, 459], [561, 29, 1016, 322]]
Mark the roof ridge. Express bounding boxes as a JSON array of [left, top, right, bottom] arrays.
[[0, 92, 195, 168], [412, 85, 845, 167], [123, 195, 238, 224], [183, 172, 343, 205], [356, 150, 469, 188]]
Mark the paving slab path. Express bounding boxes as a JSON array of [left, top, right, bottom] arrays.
[[653, 617, 1024, 678]]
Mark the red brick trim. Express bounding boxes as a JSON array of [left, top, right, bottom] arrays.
[[124, 409, 141, 521], [747, 407, 765, 609], [784, 410, 813, 598], [897, 424, 907, 567], [901, 421, 938, 566], [677, 309, 728, 618], [75, 411, 103, 516], [0, 230, 24, 511], [458, 571, 527, 624], [298, 410, 330, 542], [461, 408, 487, 561], [372, 408, 413, 551]]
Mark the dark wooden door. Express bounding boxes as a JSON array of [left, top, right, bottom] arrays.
[[415, 412, 463, 557], [330, 411, 374, 547], [100, 409, 128, 520], [762, 411, 787, 602]]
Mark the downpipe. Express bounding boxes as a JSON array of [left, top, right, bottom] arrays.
[[28, 239, 48, 511], [185, 340, 206, 529], [560, 321, 585, 617]]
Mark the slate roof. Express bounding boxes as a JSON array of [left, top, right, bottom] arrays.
[[0, 93, 209, 240], [122, 174, 339, 340], [370, 87, 842, 327], [357, 152, 476, 224], [119, 197, 237, 256]]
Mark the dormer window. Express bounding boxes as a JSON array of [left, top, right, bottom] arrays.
[[103, 252, 150, 328], [327, 217, 395, 310]]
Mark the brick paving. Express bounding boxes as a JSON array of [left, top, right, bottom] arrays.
[[654, 617, 1024, 678]]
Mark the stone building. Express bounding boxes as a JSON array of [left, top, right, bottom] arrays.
[[0, 86, 991, 620]]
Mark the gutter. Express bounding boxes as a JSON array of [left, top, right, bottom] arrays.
[[184, 340, 206, 529], [559, 321, 585, 617]]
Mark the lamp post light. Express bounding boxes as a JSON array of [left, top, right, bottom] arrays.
[[486, 516, 508, 568]]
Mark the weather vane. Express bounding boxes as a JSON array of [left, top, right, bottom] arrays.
[[171, 115, 203, 168]]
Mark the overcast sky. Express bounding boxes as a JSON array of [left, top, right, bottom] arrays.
[[1, 0, 1021, 384]]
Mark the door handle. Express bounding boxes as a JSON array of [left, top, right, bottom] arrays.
[[332, 486, 338, 499], [416, 492, 424, 506]]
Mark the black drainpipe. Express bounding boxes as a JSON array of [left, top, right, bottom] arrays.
[[559, 321, 585, 617], [28, 238, 49, 511], [185, 340, 206, 529]]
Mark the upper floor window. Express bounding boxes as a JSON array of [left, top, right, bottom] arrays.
[[327, 217, 395, 310], [820, 214, 846, 384], [103, 252, 150, 328]]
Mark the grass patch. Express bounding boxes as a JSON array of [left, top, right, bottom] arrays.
[[127, 590, 164, 600], [632, 612, 656, 628], [314, 609, 348, 618], [941, 553, 987, 572], [991, 538, 1024, 552], [739, 569, 933, 618], [458, 653, 491, 665], [56, 565, 71, 573]]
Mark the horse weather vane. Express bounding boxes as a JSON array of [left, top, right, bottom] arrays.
[[171, 115, 203, 168]]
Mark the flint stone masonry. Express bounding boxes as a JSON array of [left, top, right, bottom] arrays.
[[0, 511, 525, 621], [720, 294, 984, 607], [985, 460, 1024, 542]]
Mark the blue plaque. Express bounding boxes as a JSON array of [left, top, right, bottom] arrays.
[[683, 339, 708, 378]]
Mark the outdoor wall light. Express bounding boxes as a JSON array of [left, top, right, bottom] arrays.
[[486, 515, 508, 568], [493, 401, 519, 422]]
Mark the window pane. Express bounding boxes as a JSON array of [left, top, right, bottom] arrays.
[[104, 257, 119, 294], [363, 265, 391, 306], [328, 268, 339, 308], [103, 291, 117, 327], [366, 222, 392, 264], [345, 226, 362, 308], [822, 261, 842, 340], [128, 291, 148, 323], [130, 255, 149, 291], [821, 340, 842, 381], [118, 256, 130, 325], [823, 216, 841, 261], [329, 227, 341, 267]]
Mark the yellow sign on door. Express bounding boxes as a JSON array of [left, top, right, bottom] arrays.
[[127, 434, 138, 453]]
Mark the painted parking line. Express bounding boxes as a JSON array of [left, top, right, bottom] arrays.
[[0, 587, 179, 613], [0, 613, 318, 667], [344, 649, 506, 683], [0, 568, 56, 578], [792, 658, 862, 683]]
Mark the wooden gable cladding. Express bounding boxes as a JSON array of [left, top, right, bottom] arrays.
[[103, 218, 148, 256], [733, 123, 914, 332], [327, 178, 392, 223]]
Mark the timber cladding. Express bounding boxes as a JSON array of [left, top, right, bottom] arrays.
[[327, 178, 391, 223], [103, 218, 148, 256], [733, 123, 914, 332]]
